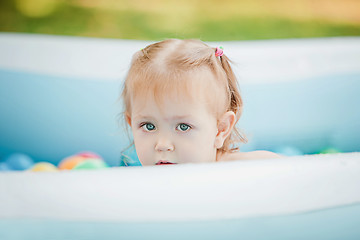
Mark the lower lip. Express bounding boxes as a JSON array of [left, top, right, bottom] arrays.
[[156, 162, 176, 165]]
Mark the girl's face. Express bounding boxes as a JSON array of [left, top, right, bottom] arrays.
[[128, 94, 219, 166]]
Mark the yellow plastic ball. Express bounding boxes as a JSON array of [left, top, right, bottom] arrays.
[[31, 162, 58, 172]]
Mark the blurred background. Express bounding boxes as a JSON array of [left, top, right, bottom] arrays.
[[0, 0, 359, 41]]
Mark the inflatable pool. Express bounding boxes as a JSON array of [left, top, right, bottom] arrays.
[[0, 33, 360, 239]]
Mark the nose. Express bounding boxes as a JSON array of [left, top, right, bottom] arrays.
[[155, 136, 174, 152]]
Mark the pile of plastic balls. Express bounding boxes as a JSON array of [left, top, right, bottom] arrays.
[[0, 152, 109, 172]]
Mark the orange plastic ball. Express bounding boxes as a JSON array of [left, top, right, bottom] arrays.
[[58, 155, 86, 170]]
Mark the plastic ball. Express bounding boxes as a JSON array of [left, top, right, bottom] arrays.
[[120, 146, 142, 166], [273, 146, 303, 156], [76, 151, 102, 159], [58, 152, 103, 170], [31, 162, 58, 172], [319, 148, 342, 154], [73, 159, 109, 170], [5, 153, 34, 171], [58, 155, 86, 170], [0, 162, 11, 171]]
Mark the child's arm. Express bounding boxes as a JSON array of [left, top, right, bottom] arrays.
[[241, 150, 283, 160], [220, 150, 283, 162]]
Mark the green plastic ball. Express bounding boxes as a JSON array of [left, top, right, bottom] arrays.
[[319, 148, 342, 154]]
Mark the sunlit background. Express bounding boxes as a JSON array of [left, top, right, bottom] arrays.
[[0, 0, 359, 40], [1, 3, 360, 238]]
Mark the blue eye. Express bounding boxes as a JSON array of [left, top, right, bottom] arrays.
[[177, 123, 191, 132], [141, 123, 156, 131]]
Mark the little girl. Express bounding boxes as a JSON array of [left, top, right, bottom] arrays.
[[120, 39, 280, 166]]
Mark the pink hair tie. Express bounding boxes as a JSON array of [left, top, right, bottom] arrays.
[[215, 47, 224, 57]]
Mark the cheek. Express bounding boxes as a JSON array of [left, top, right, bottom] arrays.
[[132, 131, 154, 165], [195, 126, 217, 147], [177, 130, 217, 162]]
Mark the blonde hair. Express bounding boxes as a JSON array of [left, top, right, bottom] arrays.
[[122, 39, 247, 154]]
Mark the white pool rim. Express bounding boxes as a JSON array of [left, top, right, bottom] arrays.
[[0, 152, 359, 222]]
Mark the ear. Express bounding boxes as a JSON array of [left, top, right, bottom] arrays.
[[214, 111, 236, 149], [125, 113, 132, 127]]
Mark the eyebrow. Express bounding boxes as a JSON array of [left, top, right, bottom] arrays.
[[135, 115, 191, 121], [166, 115, 191, 121], [133, 115, 152, 121]]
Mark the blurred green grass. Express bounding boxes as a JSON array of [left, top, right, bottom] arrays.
[[0, 0, 359, 41]]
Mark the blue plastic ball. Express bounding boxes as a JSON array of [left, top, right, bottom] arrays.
[[5, 153, 34, 171], [0, 162, 11, 171], [120, 146, 142, 166]]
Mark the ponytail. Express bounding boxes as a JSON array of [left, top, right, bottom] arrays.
[[217, 52, 248, 153]]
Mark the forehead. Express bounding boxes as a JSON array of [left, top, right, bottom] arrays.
[[129, 67, 226, 117], [131, 87, 211, 120]]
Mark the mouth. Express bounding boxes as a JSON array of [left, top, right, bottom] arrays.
[[156, 161, 177, 165]]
